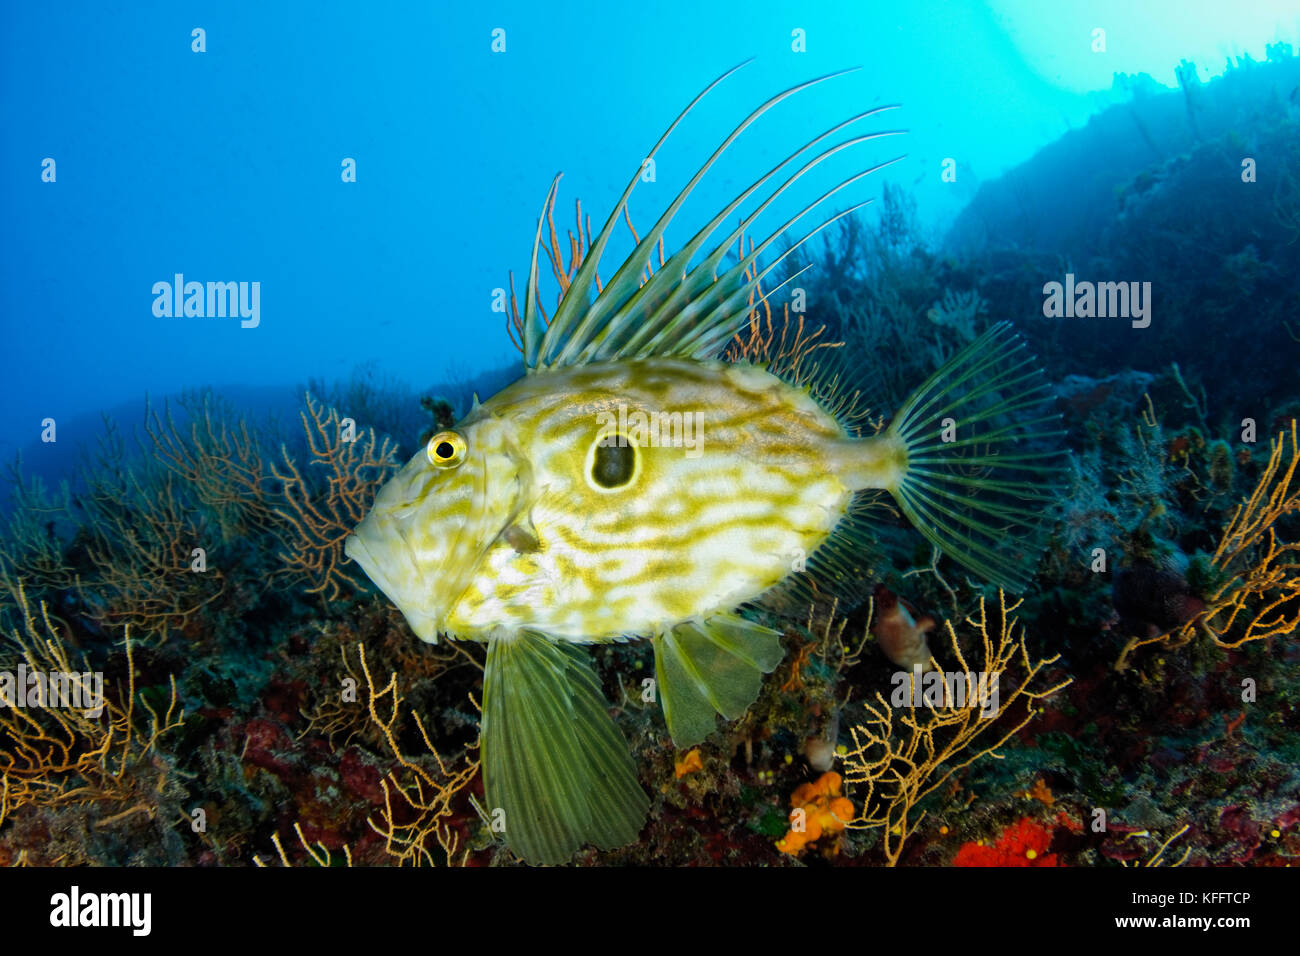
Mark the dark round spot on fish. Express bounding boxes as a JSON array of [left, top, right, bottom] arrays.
[[435, 441, 455, 460], [592, 440, 635, 488]]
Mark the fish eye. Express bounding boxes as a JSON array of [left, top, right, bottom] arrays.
[[591, 436, 636, 489], [427, 430, 466, 468]]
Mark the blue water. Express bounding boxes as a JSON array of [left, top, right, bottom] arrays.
[[2, 0, 1297, 468]]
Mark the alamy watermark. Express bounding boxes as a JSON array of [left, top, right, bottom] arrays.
[[0, 665, 104, 717], [596, 404, 704, 458], [890, 665, 1000, 718], [50, 886, 150, 936], [1042, 273, 1151, 328], [152, 274, 260, 328]]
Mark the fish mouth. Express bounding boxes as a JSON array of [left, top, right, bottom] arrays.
[[345, 519, 443, 642]]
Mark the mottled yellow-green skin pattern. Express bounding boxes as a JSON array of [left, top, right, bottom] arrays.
[[345, 356, 902, 645]]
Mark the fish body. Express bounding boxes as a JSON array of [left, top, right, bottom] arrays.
[[345, 66, 1063, 864], [348, 356, 902, 645]]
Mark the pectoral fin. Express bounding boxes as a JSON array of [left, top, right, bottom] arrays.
[[482, 631, 649, 865], [653, 613, 785, 748], [502, 522, 540, 553]]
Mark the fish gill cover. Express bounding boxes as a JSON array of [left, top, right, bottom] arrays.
[[0, 1, 1298, 887]]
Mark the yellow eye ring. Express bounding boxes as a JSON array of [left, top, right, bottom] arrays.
[[427, 430, 466, 468]]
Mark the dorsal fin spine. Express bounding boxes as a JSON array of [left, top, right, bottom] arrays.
[[549, 70, 856, 368], [522, 174, 562, 368], [537, 62, 753, 368], [593, 115, 902, 363]]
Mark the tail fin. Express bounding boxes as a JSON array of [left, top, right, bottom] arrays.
[[482, 633, 649, 865], [885, 321, 1065, 592]]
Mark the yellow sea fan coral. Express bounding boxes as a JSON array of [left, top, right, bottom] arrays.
[[271, 394, 400, 602], [145, 391, 281, 540], [1117, 422, 1300, 670], [356, 644, 479, 866], [0, 584, 183, 834], [838, 592, 1071, 866]]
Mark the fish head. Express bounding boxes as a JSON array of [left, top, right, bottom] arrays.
[[344, 409, 533, 642]]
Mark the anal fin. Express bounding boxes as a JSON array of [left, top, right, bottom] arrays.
[[483, 632, 649, 865], [653, 613, 785, 748]]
